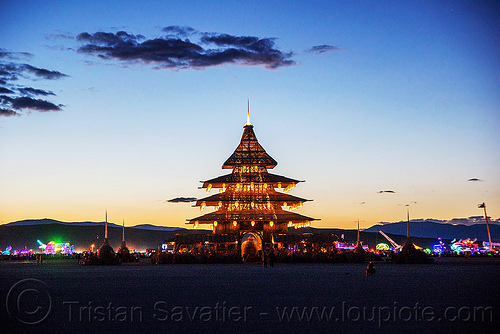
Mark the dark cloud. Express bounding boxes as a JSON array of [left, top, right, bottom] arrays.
[[0, 49, 33, 60], [0, 51, 68, 117], [75, 27, 295, 69], [168, 197, 197, 203], [77, 30, 141, 45], [18, 87, 55, 96], [0, 108, 19, 117], [23, 64, 68, 80], [306, 45, 341, 54], [0, 63, 68, 81], [1, 95, 62, 111], [162, 26, 196, 38], [377, 190, 396, 194], [0, 87, 15, 94], [467, 178, 482, 182], [0, 63, 21, 80]]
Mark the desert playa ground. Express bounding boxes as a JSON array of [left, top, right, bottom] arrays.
[[1, 257, 498, 333]]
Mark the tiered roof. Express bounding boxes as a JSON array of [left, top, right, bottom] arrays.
[[195, 192, 309, 207], [189, 209, 316, 224], [222, 124, 277, 169], [200, 172, 301, 189], [187, 114, 317, 230]]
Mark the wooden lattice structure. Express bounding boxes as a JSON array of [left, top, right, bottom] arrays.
[[188, 115, 318, 250]]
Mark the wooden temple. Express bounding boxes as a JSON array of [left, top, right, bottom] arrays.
[[183, 109, 318, 256]]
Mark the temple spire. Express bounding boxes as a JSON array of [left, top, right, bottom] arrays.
[[105, 210, 108, 239], [357, 219, 360, 242], [246, 100, 251, 126]]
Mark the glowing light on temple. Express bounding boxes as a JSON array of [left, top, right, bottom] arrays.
[[246, 99, 251, 126]]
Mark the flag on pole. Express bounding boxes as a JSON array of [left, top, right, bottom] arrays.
[[478, 202, 485, 208]]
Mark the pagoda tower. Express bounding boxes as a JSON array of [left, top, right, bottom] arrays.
[[188, 108, 318, 251]]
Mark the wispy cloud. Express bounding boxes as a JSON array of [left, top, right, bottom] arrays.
[[18, 87, 55, 96], [0, 49, 68, 117], [0, 95, 62, 111], [0, 49, 33, 60], [74, 26, 295, 70], [467, 178, 482, 182], [0, 108, 19, 117], [168, 197, 197, 203], [0, 87, 15, 94], [306, 44, 342, 54], [23, 64, 68, 80]]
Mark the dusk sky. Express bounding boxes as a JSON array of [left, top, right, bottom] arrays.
[[1, 1, 499, 229]]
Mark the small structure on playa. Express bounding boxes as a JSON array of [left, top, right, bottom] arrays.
[[96, 212, 117, 265], [393, 208, 433, 264], [117, 219, 133, 262]]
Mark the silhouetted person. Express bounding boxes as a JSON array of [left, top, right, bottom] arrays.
[[269, 249, 275, 268], [262, 249, 268, 268], [366, 262, 376, 276]]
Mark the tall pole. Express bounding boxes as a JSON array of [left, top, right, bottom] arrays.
[[105, 210, 108, 240], [406, 206, 410, 238], [357, 219, 360, 243], [479, 203, 493, 251], [122, 219, 125, 242]]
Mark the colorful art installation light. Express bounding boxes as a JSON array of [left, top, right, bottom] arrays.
[[432, 244, 444, 254], [376, 243, 390, 251], [2, 246, 13, 255], [450, 238, 479, 254], [335, 242, 369, 251], [2, 246, 33, 256], [37, 239, 74, 255]]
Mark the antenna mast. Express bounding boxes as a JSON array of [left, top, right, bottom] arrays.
[[357, 220, 360, 242], [406, 206, 410, 238], [105, 210, 108, 239]]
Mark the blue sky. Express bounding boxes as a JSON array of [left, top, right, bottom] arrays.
[[0, 1, 499, 229]]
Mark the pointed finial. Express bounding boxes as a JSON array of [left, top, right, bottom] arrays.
[[357, 219, 360, 242], [105, 210, 108, 239], [246, 99, 251, 125]]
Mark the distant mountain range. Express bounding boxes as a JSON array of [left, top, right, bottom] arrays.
[[3, 219, 183, 231], [0, 217, 498, 252], [0, 219, 188, 252], [365, 219, 500, 241], [377, 216, 500, 227]]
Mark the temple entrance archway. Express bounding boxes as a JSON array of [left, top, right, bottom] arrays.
[[240, 231, 263, 260]]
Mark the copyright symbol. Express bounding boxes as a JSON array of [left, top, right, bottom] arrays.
[[6, 278, 52, 325]]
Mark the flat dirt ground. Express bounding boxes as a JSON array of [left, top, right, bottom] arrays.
[[1, 257, 498, 333]]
